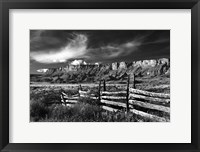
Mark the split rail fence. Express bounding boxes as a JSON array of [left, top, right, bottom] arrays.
[[60, 75, 170, 122]]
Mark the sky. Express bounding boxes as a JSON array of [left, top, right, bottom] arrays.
[[30, 30, 170, 74]]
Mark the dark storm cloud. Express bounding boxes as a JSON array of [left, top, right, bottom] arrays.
[[30, 30, 169, 73], [30, 30, 72, 51]]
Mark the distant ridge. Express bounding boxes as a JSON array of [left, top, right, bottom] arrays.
[[31, 58, 170, 84]]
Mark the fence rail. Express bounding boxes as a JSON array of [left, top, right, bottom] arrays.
[[60, 75, 170, 122], [129, 93, 170, 104], [129, 100, 170, 113], [101, 91, 127, 95], [101, 99, 126, 108], [129, 88, 170, 99], [101, 96, 126, 100], [100, 105, 168, 122]]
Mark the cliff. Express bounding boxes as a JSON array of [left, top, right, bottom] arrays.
[[32, 58, 170, 83]]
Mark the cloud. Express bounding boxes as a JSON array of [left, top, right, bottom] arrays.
[[30, 32, 143, 64], [30, 30, 170, 67], [30, 33, 88, 63], [71, 60, 87, 65], [36, 68, 48, 73], [85, 39, 142, 63]]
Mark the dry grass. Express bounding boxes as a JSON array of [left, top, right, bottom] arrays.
[[30, 75, 170, 122]]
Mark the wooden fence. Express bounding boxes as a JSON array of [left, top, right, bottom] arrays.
[[100, 88, 170, 122], [60, 75, 170, 122], [60, 92, 79, 107]]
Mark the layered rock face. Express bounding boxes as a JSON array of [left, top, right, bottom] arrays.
[[34, 58, 170, 83]]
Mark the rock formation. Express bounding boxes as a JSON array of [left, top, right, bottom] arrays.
[[32, 58, 170, 83]]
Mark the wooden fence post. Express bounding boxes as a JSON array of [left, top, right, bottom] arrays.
[[103, 79, 106, 91], [98, 80, 101, 103], [79, 84, 82, 91], [61, 94, 66, 106], [133, 74, 135, 89], [126, 75, 130, 112], [78, 84, 82, 97]]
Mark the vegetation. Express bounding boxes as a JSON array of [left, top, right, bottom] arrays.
[[30, 80, 170, 122], [30, 87, 136, 122]]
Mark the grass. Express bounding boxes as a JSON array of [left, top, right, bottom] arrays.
[[38, 104, 142, 122], [30, 76, 170, 122], [30, 97, 139, 122], [136, 75, 170, 93], [30, 88, 139, 122]]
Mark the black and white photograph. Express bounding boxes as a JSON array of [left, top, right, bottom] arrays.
[[30, 30, 170, 122]]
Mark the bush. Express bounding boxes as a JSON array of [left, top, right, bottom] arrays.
[[47, 102, 102, 122], [30, 100, 49, 122], [75, 103, 102, 121], [79, 97, 99, 106], [49, 104, 70, 120]]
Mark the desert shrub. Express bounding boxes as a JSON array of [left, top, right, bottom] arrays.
[[106, 85, 120, 91], [30, 100, 49, 122], [50, 104, 70, 120], [42, 93, 60, 105], [62, 89, 78, 96], [30, 88, 61, 105], [98, 110, 137, 122], [79, 97, 99, 106], [47, 102, 102, 122], [75, 103, 102, 121], [89, 88, 99, 96]]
